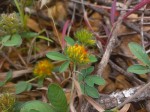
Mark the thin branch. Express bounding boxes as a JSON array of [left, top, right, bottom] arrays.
[[97, 0, 132, 76], [82, 84, 150, 111]]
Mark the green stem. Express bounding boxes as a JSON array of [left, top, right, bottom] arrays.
[[26, 76, 39, 83], [14, 0, 24, 26]]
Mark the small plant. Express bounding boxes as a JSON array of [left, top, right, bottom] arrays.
[[127, 42, 150, 74], [46, 29, 105, 99], [0, 71, 12, 87], [78, 66, 105, 98], [0, 93, 16, 112], [15, 84, 68, 112], [75, 29, 95, 46], [46, 34, 97, 73], [0, 13, 24, 35], [33, 59, 54, 78], [15, 59, 54, 94], [0, 1, 51, 47]]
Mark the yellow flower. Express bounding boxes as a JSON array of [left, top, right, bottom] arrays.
[[33, 59, 54, 78], [66, 44, 90, 64], [75, 29, 95, 46]]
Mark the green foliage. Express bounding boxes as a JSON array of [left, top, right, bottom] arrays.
[[20, 101, 55, 112], [78, 66, 105, 98], [128, 42, 150, 66], [0, 93, 16, 112], [20, 32, 39, 38], [59, 61, 70, 73], [37, 78, 44, 88], [13, 102, 25, 112], [46, 52, 68, 61], [14, 0, 27, 27], [85, 76, 106, 87], [75, 29, 95, 46], [0, 12, 40, 47], [0, 71, 12, 87], [89, 55, 97, 62], [14, 84, 68, 112], [47, 84, 68, 112], [0, 13, 24, 35], [127, 42, 150, 75], [128, 65, 150, 74], [15, 81, 32, 94], [65, 36, 75, 45], [2, 34, 22, 46]]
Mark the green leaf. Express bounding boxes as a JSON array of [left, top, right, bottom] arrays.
[[15, 81, 28, 94], [37, 36, 53, 42], [78, 74, 84, 82], [0, 81, 5, 87], [20, 100, 55, 112], [89, 55, 97, 62], [29, 109, 40, 112], [80, 83, 86, 94], [65, 36, 75, 45], [1, 35, 11, 43], [46, 52, 68, 61], [128, 42, 150, 66], [14, 102, 25, 112], [3, 34, 22, 46], [5, 71, 12, 82], [59, 61, 70, 73], [85, 76, 105, 87], [127, 64, 150, 74], [85, 85, 99, 98], [81, 66, 94, 76], [0, 71, 12, 87], [37, 78, 44, 87], [48, 84, 68, 112], [20, 32, 38, 38], [26, 83, 32, 91], [80, 83, 99, 98]]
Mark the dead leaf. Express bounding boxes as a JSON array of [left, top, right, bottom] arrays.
[[119, 103, 131, 112], [47, 1, 67, 22], [27, 18, 41, 32], [85, 96, 105, 112], [115, 75, 132, 90]]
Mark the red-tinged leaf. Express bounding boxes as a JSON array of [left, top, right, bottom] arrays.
[[61, 20, 70, 50], [124, 0, 150, 19], [110, 0, 117, 25]]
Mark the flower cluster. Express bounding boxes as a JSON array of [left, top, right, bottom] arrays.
[[66, 44, 90, 64], [33, 59, 54, 78], [75, 29, 95, 46], [0, 13, 23, 35]]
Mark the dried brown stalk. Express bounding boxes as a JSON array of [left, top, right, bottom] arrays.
[[82, 84, 150, 111], [97, 0, 132, 76]]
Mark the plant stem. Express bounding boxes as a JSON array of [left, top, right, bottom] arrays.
[[69, 64, 76, 110], [26, 76, 39, 83], [14, 0, 24, 26]]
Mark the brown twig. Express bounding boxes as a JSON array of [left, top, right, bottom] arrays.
[[109, 60, 145, 85], [82, 84, 150, 111], [85, 3, 150, 40], [0, 50, 21, 70], [0, 68, 33, 80], [97, 0, 132, 76], [117, 82, 150, 109], [123, 21, 150, 39]]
